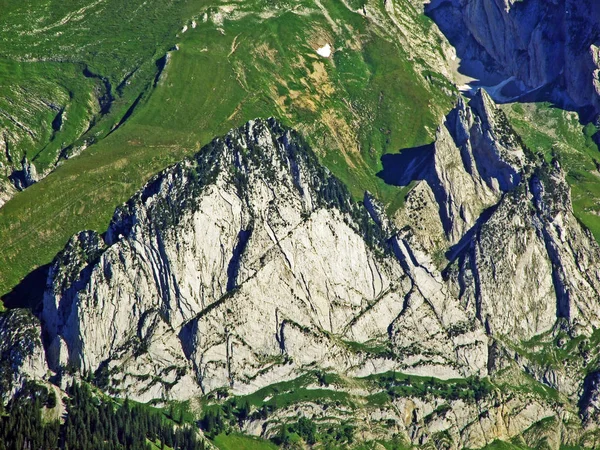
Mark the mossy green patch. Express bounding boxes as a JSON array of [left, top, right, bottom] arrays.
[[477, 441, 532, 450], [213, 433, 278, 450]]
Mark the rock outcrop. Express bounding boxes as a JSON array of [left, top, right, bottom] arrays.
[[450, 161, 600, 340], [391, 89, 526, 256], [393, 90, 600, 343], [9, 157, 39, 191], [40, 119, 488, 404], [0, 309, 47, 402]]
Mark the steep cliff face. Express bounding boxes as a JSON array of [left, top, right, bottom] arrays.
[[428, 0, 600, 114], [391, 90, 600, 344], [387, 91, 600, 437], [3, 106, 597, 447], [448, 160, 600, 341], [391, 89, 525, 256], [432, 90, 525, 242]]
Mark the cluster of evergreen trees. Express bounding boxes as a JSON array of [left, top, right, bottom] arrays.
[[0, 381, 205, 450], [375, 373, 494, 403], [0, 382, 60, 450], [198, 398, 251, 438], [273, 417, 318, 446]]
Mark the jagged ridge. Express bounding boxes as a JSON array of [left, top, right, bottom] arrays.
[[3, 104, 600, 447]]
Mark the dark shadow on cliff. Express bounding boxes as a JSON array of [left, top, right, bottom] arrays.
[[424, 1, 596, 124], [377, 143, 457, 235], [424, 0, 507, 88], [444, 203, 500, 264], [579, 371, 600, 420], [226, 229, 252, 292], [1, 263, 50, 312], [376, 144, 434, 187]]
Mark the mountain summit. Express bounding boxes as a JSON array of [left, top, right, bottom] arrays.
[[3, 99, 600, 446]]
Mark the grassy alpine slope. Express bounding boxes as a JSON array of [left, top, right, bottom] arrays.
[[0, 0, 456, 298], [0, 0, 204, 196]]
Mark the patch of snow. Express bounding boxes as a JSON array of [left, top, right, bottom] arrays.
[[212, 11, 224, 26], [191, 20, 197, 29], [484, 76, 519, 100], [182, 25, 188, 33], [317, 43, 332, 58]]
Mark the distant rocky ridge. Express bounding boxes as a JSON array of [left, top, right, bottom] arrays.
[[427, 0, 600, 117], [3, 91, 600, 447]]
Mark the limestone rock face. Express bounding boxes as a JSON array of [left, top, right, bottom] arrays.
[[386, 91, 600, 430], [392, 89, 525, 251], [432, 90, 525, 243], [388, 90, 600, 345], [40, 119, 487, 403], [449, 161, 600, 341], [0, 309, 47, 402]]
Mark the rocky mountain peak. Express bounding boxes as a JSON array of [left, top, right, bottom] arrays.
[[5, 1, 600, 448], [3, 105, 600, 447], [0, 97, 598, 449], [40, 118, 399, 399], [395, 89, 527, 250]]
